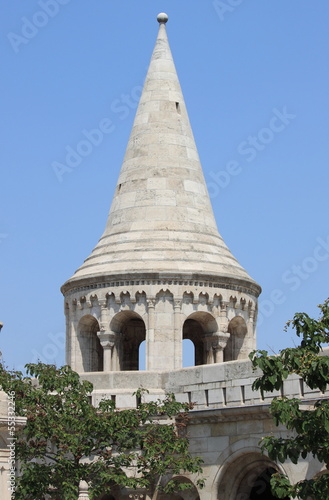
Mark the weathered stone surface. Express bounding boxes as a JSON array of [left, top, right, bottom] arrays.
[[62, 21, 260, 291]]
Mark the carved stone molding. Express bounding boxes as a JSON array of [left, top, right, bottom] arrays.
[[174, 299, 182, 310], [97, 331, 115, 349], [62, 275, 261, 299]]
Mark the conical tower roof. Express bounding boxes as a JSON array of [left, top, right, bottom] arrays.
[[62, 14, 260, 295]]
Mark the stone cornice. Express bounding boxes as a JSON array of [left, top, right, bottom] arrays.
[[61, 272, 261, 298], [187, 404, 271, 425]]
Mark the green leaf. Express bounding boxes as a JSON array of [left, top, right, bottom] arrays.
[[253, 299, 329, 499]]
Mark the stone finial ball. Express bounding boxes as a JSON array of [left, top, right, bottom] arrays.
[[157, 13, 168, 24]]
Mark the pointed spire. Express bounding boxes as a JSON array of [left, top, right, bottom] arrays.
[[62, 14, 260, 295]]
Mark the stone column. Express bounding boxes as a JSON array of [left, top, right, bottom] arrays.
[[203, 332, 230, 364], [174, 299, 182, 369], [146, 299, 155, 370], [248, 306, 255, 334], [219, 301, 229, 333], [64, 302, 70, 366], [97, 331, 116, 372], [213, 332, 231, 363], [246, 305, 256, 352], [69, 303, 80, 371], [98, 298, 109, 331]]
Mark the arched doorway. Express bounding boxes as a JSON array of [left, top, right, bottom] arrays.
[[249, 467, 286, 500], [77, 315, 103, 372], [110, 311, 146, 371], [183, 312, 218, 366], [218, 452, 289, 500]]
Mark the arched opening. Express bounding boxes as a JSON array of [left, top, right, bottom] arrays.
[[77, 315, 103, 372], [183, 319, 204, 366], [139, 340, 146, 370], [218, 452, 289, 500], [249, 467, 287, 500], [224, 316, 247, 361], [110, 311, 146, 371], [183, 338, 195, 367], [183, 312, 217, 366]]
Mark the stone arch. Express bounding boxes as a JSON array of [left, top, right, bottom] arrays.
[[183, 291, 194, 305], [213, 293, 222, 307], [183, 311, 218, 366], [198, 292, 209, 307], [216, 451, 289, 500], [120, 291, 132, 307], [224, 315, 248, 361], [110, 311, 146, 371], [135, 290, 147, 304], [229, 295, 237, 309], [156, 288, 174, 307], [89, 293, 99, 307], [77, 315, 103, 372]]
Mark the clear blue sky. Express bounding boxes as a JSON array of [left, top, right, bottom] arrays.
[[1, 1, 328, 371]]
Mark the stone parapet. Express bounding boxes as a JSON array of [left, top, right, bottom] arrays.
[[80, 357, 329, 410]]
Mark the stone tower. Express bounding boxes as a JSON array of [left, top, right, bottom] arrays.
[[61, 13, 261, 376], [0, 14, 325, 500]]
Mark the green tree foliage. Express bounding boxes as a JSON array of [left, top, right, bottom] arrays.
[[249, 298, 329, 499], [0, 363, 204, 499]]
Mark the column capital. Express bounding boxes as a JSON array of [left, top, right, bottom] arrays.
[[147, 298, 156, 309], [248, 306, 256, 320], [220, 301, 229, 312], [214, 332, 231, 350], [204, 332, 229, 348], [97, 331, 115, 349], [98, 298, 108, 308], [204, 332, 230, 363], [174, 299, 182, 310]]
